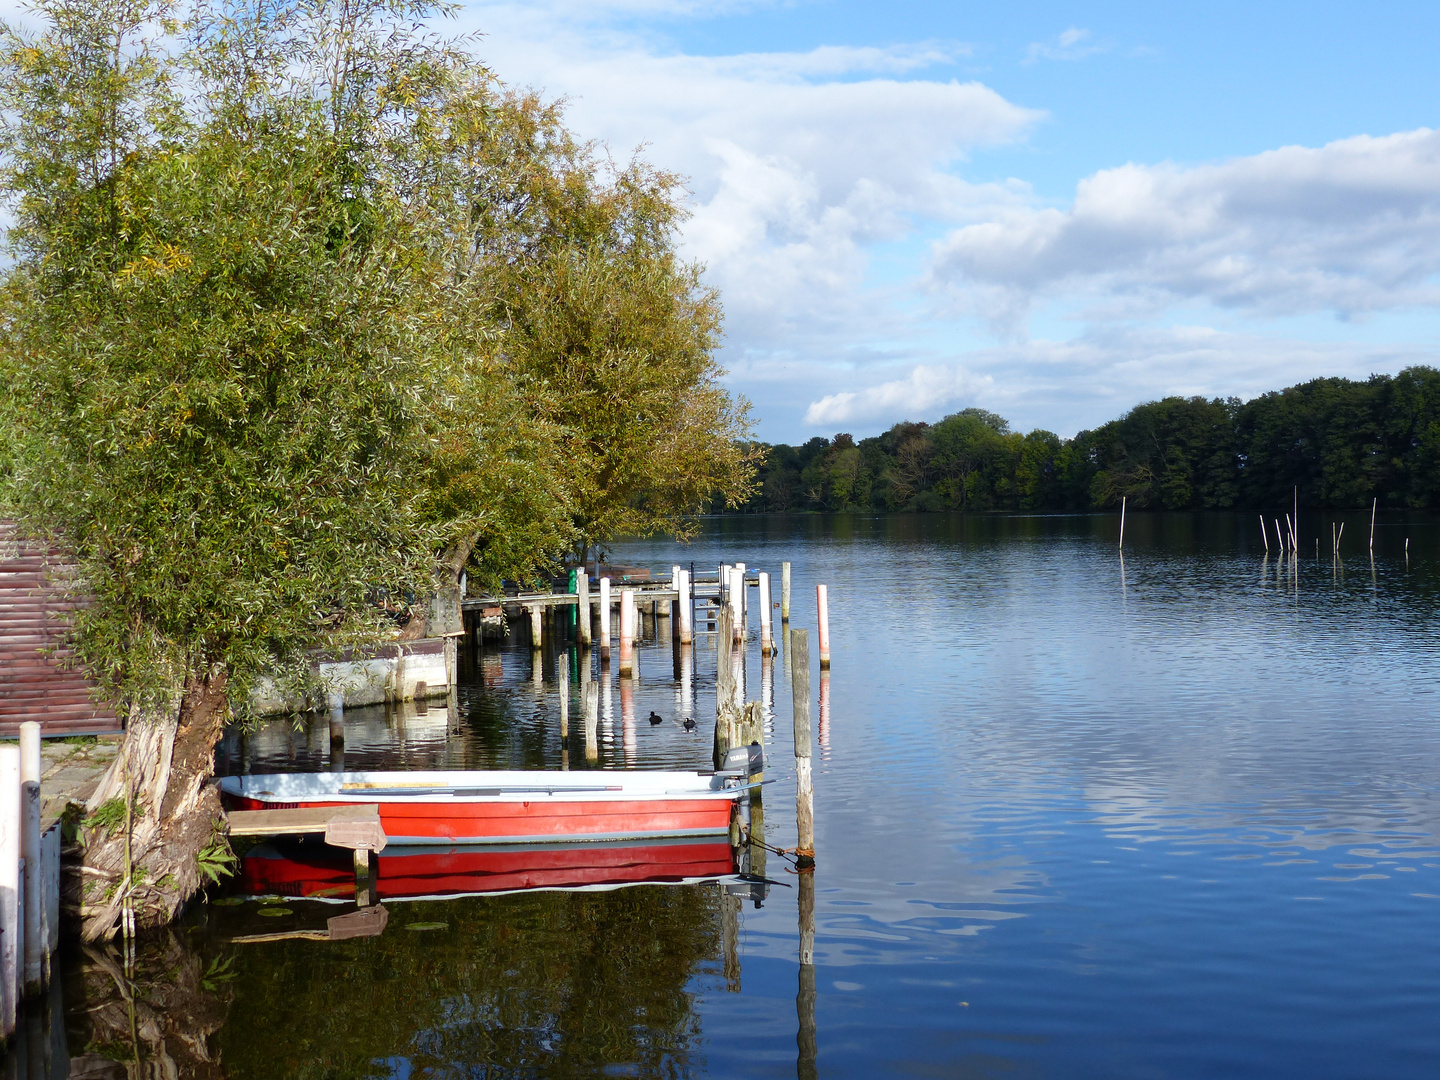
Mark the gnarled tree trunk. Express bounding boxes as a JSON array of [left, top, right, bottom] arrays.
[[75, 671, 231, 941]]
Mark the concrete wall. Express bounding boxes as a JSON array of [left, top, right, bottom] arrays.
[[249, 638, 450, 716]]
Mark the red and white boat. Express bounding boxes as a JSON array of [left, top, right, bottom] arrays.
[[218, 768, 751, 845]]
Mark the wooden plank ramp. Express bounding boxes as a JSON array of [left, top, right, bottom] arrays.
[[226, 804, 386, 853]]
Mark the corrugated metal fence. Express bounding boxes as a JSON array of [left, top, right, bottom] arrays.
[[0, 520, 122, 737]]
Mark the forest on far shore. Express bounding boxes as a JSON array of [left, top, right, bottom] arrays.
[[727, 367, 1440, 514]]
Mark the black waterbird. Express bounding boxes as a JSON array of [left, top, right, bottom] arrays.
[[648, 710, 664, 726], [682, 717, 697, 732]]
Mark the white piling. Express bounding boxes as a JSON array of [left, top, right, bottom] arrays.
[[1119, 496, 1126, 551], [619, 589, 636, 677], [576, 571, 591, 648], [528, 604, 543, 650], [758, 571, 774, 656], [1260, 515, 1269, 553], [736, 562, 748, 617], [19, 723, 41, 998], [558, 654, 569, 740], [816, 584, 831, 670], [0, 745, 20, 1038], [727, 567, 743, 643], [677, 569, 693, 644], [584, 682, 599, 763], [1370, 497, 1378, 552], [599, 577, 612, 665], [781, 562, 792, 623]]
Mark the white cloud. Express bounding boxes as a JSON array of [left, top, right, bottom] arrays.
[[929, 128, 1440, 331], [1024, 27, 1109, 64], [804, 365, 994, 425], [803, 326, 1434, 437], [457, 2, 1043, 359]]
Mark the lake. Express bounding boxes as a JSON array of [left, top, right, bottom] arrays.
[[47, 512, 1440, 1077]]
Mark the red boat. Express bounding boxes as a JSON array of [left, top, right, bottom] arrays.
[[218, 768, 749, 845], [238, 837, 738, 900]]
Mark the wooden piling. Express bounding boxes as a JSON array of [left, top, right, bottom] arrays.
[[598, 577, 612, 665], [782, 562, 791, 623], [0, 744, 19, 1039], [619, 589, 636, 677], [791, 630, 814, 862], [736, 562, 748, 617], [816, 584, 830, 669], [758, 571, 774, 655], [1370, 497, 1377, 552], [528, 604, 543, 650], [714, 604, 739, 768], [1261, 515, 1269, 552], [19, 723, 40, 999], [584, 682, 599, 763], [576, 571, 591, 648], [558, 654, 569, 740], [1119, 495, 1126, 550], [677, 569, 694, 644]]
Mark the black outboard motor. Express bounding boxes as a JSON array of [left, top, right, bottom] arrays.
[[718, 742, 764, 786]]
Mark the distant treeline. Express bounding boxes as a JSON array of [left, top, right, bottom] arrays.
[[727, 367, 1440, 514]]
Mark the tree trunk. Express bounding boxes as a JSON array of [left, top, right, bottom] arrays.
[[74, 671, 231, 941]]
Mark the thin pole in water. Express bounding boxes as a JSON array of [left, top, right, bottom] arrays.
[[598, 577, 612, 666], [1260, 515, 1269, 553], [816, 584, 830, 670], [791, 629, 814, 866], [1370, 497, 1378, 552], [1294, 485, 1299, 557], [1119, 496, 1126, 551], [781, 562, 791, 623]]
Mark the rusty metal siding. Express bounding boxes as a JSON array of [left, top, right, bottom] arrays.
[[0, 519, 122, 737]]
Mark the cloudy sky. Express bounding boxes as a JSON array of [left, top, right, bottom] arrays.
[[466, 3, 1438, 440]]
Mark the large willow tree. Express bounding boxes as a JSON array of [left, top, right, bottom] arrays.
[[0, 0, 752, 939]]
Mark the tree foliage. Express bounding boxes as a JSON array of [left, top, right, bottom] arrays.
[[734, 367, 1440, 515], [0, 0, 753, 712]]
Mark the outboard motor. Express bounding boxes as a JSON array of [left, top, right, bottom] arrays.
[[719, 742, 764, 785]]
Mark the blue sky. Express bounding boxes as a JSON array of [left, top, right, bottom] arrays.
[[469, 2, 1440, 440]]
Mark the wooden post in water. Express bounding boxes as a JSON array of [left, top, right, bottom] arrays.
[[782, 562, 792, 623], [584, 681, 600, 763], [1370, 496, 1378, 553], [528, 604, 543, 650], [1119, 496, 1126, 551], [1261, 515, 1269, 553], [19, 723, 41, 998], [714, 604, 737, 768], [677, 569, 694, 644], [736, 562, 748, 618], [790, 630, 814, 864], [576, 571, 591, 648], [816, 585, 830, 669], [558, 654, 570, 740], [0, 744, 20, 1038], [598, 577, 612, 666], [1294, 486, 1299, 555], [758, 571, 774, 655], [620, 589, 638, 677]]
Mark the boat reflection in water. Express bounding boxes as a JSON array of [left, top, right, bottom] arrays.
[[238, 835, 748, 904]]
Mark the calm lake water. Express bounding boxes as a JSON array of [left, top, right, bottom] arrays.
[[46, 512, 1440, 1077]]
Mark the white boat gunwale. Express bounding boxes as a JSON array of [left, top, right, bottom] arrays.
[[218, 770, 746, 803]]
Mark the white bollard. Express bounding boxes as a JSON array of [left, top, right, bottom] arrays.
[[576, 570, 591, 648], [782, 562, 792, 622], [599, 577, 612, 665], [817, 584, 831, 669], [759, 571, 774, 655], [677, 569, 693, 644], [736, 562, 747, 617], [19, 722, 41, 997], [728, 567, 743, 642], [0, 744, 20, 1037]]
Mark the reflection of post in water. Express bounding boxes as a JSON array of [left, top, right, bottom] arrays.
[[328, 695, 345, 774], [620, 676, 636, 764], [558, 652, 570, 770], [818, 669, 830, 755], [797, 871, 817, 1080], [677, 644, 693, 733], [721, 891, 741, 992]]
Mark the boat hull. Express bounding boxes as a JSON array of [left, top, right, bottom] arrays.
[[219, 770, 741, 845]]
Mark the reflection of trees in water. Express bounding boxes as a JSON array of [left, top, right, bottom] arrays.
[[211, 885, 722, 1079], [62, 929, 232, 1078]]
